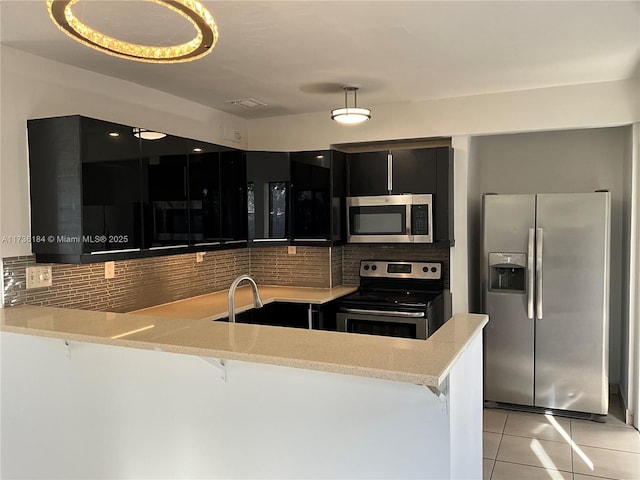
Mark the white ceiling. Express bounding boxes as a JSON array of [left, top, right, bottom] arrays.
[[1, 0, 639, 119]]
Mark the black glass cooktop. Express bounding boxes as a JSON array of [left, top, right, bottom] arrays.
[[339, 289, 441, 311]]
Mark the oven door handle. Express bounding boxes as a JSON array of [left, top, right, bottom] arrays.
[[341, 308, 425, 318]]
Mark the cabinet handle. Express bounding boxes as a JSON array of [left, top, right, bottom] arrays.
[[149, 245, 189, 250], [387, 152, 393, 192], [90, 248, 141, 255], [183, 166, 187, 197]]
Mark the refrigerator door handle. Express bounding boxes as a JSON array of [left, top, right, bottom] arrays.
[[527, 228, 535, 319], [536, 227, 543, 319]]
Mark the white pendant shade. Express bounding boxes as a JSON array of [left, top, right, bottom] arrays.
[[133, 128, 167, 140], [331, 87, 371, 125], [331, 107, 372, 124]]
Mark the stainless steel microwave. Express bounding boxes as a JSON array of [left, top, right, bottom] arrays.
[[347, 194, 433, 243]]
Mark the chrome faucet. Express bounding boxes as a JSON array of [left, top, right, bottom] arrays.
[[228, 274, 263, 323]]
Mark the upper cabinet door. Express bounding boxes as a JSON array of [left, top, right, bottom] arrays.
[[290, 150, 331, 241], [346, 151, 389, 196], [347, 148, 438, 196], [140, 134, 190, 250], [246, 151, 290, 242], [330, 150, 347, 244], [435, 146, 454, 244], [28, 115, 85, 259], [187, 141, 222, 247], [219, 150, 247, 243], [390, 148, 438, 195], [81, 117, 143, 254]]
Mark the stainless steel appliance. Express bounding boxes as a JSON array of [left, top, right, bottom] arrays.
[[347, 194, 433, 243], [337, 260, 451, 339], [482, 192, 611, 417]]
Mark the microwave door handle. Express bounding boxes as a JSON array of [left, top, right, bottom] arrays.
[[387, 152, 393, 192], [527, 228, 535, 319]]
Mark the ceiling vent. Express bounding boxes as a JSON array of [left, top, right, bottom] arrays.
[[227, 98, 267, 109]]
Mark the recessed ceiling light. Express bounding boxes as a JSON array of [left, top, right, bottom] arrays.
[[227, 98, 267, 109], [193, 147, 203, 152], [108, 132, 120, 137], [316, 155, 324, 159]]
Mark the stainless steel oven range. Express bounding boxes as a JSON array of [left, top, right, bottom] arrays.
[[337, 260, 451, 339]]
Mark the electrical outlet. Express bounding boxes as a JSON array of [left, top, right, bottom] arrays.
[[288, 246, 297, 255], [196, 252, 206, 263], [26, 266, 52, 289], [104, 261, 115, 279]]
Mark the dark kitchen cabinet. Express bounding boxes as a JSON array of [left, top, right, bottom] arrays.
[[434, 146, 454, 244], [290, 149, 346, 245], [141, 134, 190, 250], [27, 115, 248, 264], [347, 148, 438, 196], [82, 117, 142, 254], [188, 142, 222, 247], [345, 151, 388, 197], [187, 142, 247, 247], [346, 146, 453, 244], [28, 115, 144, 263], [246, 151, 290, 244], [142, 137, 248, 250], [219, 150, 248, 243]]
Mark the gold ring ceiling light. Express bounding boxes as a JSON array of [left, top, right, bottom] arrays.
[[46, 0, 218, 63]]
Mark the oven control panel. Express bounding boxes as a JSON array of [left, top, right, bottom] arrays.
[[359, 260, 441, 280]]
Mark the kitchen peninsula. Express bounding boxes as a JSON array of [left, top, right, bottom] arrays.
[[1, 302, 487, 479]]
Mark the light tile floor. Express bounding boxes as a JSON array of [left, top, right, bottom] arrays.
[[483, 396, 640, 480]]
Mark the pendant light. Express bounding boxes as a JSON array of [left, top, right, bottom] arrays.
[[133, 128, 166, 140], [331, 87, 371, 125]]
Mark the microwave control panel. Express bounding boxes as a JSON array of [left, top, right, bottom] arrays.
[[411, 204, 430, 235]]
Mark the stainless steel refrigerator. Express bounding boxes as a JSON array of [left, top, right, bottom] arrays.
[[482, 192, 611, 416]]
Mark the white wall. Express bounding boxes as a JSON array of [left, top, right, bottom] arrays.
[[248, 79, 638, 151], [630, 123, 640, 427], [0, 46, 249, 259], [450, 136, 470, 315], [621, 124, 635, 409], [466, 138, 483, 313]]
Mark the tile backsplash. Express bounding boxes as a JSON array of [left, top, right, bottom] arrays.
[[2, 250, 250, 313], [250, 246, 334, 288], [2, 243, 450, 312]]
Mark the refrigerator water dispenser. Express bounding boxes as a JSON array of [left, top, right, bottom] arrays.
[[488, 253, 527, 292]]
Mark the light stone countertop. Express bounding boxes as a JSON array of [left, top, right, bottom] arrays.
[[1, 302, 488, 387], [130, 285, 359, 321]]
